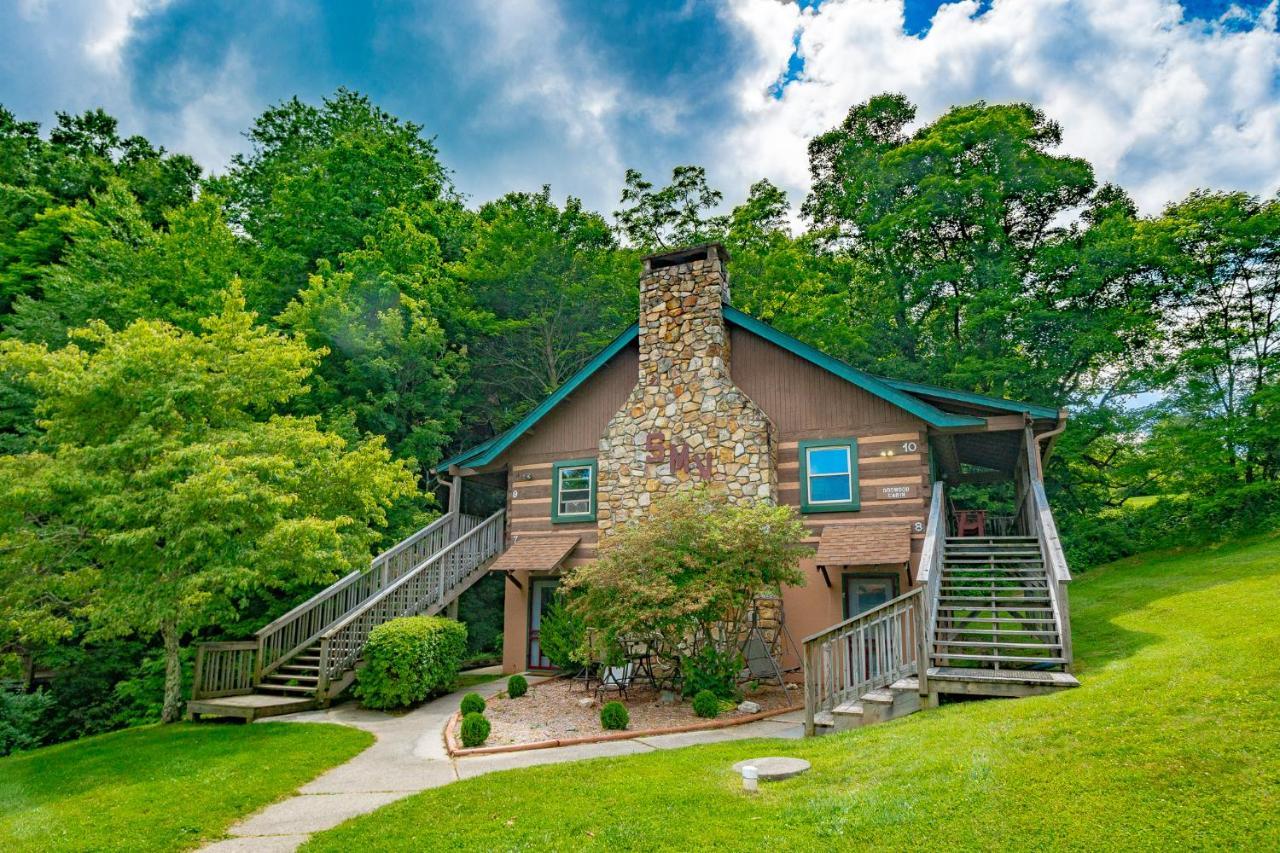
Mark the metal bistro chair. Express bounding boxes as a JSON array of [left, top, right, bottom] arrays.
[[620, 634, 659, 691], [595, 660, 635, 702]]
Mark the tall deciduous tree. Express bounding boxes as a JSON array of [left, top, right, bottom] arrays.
[[614, 166, 727, 250], [453, 186, 637, 434], [0, 288, 418, 721]]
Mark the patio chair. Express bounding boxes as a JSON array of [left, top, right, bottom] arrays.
[[595, 661, 635, 702]]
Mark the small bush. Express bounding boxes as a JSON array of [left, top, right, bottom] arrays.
[[460, 692, 486, 715], [354, 615, 468, 710], [460, 712, 490, 748], [600, 700, 629, 730], [0, 690, 54, 756], [507, 674, 528, 698], [692, 689, 720, 719], [681, 645, 742, 700]]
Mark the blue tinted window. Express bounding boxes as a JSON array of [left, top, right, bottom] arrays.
[[807, 447, 850, 476], [809, 474, 852, 503]]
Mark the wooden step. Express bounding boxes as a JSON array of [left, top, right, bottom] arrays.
[[936, 616, 1058, 625], [941, 585, 1047, 593], [263, 674, 319, 685], [937, 627, 1059, 636], [932, 652, 1068, 664], [941, 575, 1047, 583], [255, 683, 319, 695], [935, 640, 1062, 650], [939, 595, 1051, 604]]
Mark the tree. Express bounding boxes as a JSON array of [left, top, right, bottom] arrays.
[[1143, 191, 1280, 489], [0, 288, 418, 721], [562, 489, 807, 675], [801, 93, 1154, 402], [210, 89, 461, 316], [278, 209, 466, 471], [614, 165, 727, 250], [452, 186, 637, 434]]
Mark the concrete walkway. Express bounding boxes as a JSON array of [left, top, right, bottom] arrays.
[[201, 675, 803, 852]]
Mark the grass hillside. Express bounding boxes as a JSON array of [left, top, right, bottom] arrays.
[[306, 536, 1280, 851], [0, 722, 372, 852]]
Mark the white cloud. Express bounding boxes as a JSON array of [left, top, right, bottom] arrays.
[[17, 0, 171, 73], [719, 0, 1280, 214]]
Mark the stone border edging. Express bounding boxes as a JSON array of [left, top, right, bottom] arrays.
[[444, 703, 802, 757]]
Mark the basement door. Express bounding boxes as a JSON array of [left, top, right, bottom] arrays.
[[527, 578, 559, 670]]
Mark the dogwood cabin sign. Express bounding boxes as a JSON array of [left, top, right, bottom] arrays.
[[645, 431, 713, 480]]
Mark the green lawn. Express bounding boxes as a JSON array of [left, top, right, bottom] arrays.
[[305, 535, 1280, 851], [0, 722, 372, 852]]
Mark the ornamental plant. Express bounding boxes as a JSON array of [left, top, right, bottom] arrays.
[[563, 488, 808, 676], [354, 616, 467, 710], [460, 712, 490, 748], [600, 701, 629, 731], [507, 674, 528, 698], [460, 692, 486, 715], [692, 689, 720, 719]]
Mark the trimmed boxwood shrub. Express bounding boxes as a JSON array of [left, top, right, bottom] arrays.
[[600, 700, 629, 730], [692, 689, 720, 719], [460, 692, 486, 715], [354, 615, 467, 710], [460, 712, 490, 747], [507, 674, 528, 698]]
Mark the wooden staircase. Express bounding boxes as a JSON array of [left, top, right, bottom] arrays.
[[188, 509, 506, 721], [804, 458, 1079, 736], [932, 536, 1067, 668]]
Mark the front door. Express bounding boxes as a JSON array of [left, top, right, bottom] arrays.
[[528, 579, 559, 670], [842, 574, 898, 620]]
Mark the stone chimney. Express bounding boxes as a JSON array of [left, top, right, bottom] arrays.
[[597, 244, 776, 532]]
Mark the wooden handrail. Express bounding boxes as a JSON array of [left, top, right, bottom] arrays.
[[917, 483, 945, 694], [255, 511, 482, 680], [192, 641, 256, 700], [1022, 426, 1073, 666], [803, 586, 924, 736], [315, 509, 506, 696]]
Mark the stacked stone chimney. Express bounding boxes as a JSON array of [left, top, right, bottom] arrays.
[[597, 244, 776, 532]]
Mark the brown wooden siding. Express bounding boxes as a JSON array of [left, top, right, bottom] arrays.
[[731, 326, 932, 580], [497, 345, 639, 563]]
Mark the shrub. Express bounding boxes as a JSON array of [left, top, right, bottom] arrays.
[[680, 644, 742, 700], [692, 689, 720, 719], [460, 712, 490, 748], [354, 616, 468, 710], [537, 594, 585, 673], [600, 700, 629, 730], [507, 674, 528, 698], [460, 692, 486, 715], [0, 690, 54, 756]]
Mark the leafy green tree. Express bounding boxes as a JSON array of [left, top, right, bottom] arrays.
[[4, 183, 242, 345], [614, 165, 727, 250], [802, 93, 1154, 401], [278, 209, 466, 471], [0, 106, 199, 313], [211, 89, 461, 316], [452, 186, 637, 432], [1143, 191, 1280, 489], [0, 288, 418, 721]]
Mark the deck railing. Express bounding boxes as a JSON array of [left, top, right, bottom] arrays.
[[916, 482, 946, 677], [316, 509, 506, 696], [192, 641, 257, 700], [253, 512, 479, 679], [1021, 426, 1073, 666], [802, 586, 927, 736]]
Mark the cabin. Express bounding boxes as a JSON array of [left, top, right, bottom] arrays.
[[188, 244, 1078, 729]]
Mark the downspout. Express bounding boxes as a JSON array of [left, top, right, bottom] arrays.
[[1036, 408, 1069, 466]]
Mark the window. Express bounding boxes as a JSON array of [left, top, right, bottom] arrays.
[[551, 459, 597, 522], [799, 438, 859, 513]]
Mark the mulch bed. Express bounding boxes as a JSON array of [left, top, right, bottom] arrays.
[[446, 677, 800, 756]]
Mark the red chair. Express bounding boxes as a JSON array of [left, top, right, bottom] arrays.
[[953, 509, 987, 537]]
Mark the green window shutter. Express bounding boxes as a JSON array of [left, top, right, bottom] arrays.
[[798, 438, 860, 514], [551, 458, 598, 523]]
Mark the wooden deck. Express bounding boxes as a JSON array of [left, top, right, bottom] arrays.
[[926, 666, 1079, 698], [185, 693, 317, 722]]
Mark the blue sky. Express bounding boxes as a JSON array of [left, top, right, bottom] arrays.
[[2, 1, 1278, 218]]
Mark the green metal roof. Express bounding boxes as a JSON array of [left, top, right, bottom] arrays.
[[437, 308, 1067, 474], [881, 376, 1060, 420]]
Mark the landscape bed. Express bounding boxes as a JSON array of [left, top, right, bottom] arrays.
[[447, 677, 799, 755]]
